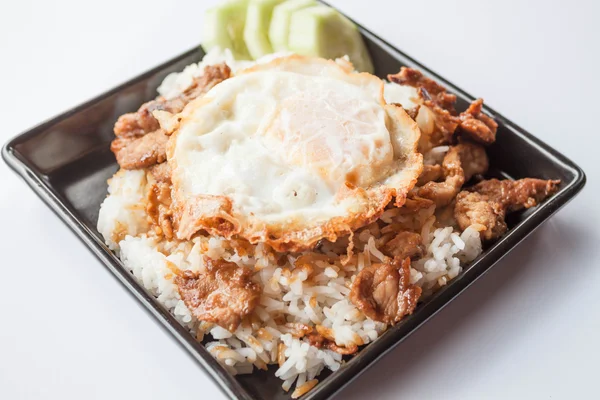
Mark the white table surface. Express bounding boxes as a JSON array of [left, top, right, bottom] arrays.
[[2, 1, 599, 399]]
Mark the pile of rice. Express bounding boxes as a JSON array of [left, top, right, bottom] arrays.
[[97, 49, 483, 398]]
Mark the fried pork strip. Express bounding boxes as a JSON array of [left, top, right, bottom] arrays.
[[388, 67, 457, 112], [174, 258, 262, 332], [454, 178, 560, 240], [350, 257, 421, 324], [111, 63, 231, 170], [416, 142, 489, 206], [458, 98, 498, 144], [388, 67, 498, 150], [389, 67, 459, 150]]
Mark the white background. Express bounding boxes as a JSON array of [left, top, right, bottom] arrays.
[[1, 1, 599, 399]]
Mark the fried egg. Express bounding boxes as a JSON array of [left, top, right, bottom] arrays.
[[158, 55, 422, 251]]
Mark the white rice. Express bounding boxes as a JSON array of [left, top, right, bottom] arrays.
[[96, 51, 485, 396], [157, 47, 293, 100], [97, 169, 148, 250], [97, 168, 482, 394]]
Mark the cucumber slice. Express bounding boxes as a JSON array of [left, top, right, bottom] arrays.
[[288, 5, 374, 73], [244, 0, 285, 59], [203, 0, 251, 60], [269, 0, 316, 52]]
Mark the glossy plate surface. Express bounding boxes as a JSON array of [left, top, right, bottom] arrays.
[[2, 6, 585, 400]]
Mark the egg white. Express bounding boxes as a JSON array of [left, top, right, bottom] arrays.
[[161, 56, 422, 251]]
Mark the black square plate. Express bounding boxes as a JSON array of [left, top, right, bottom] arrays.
[[2, 5, 585, 400]]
